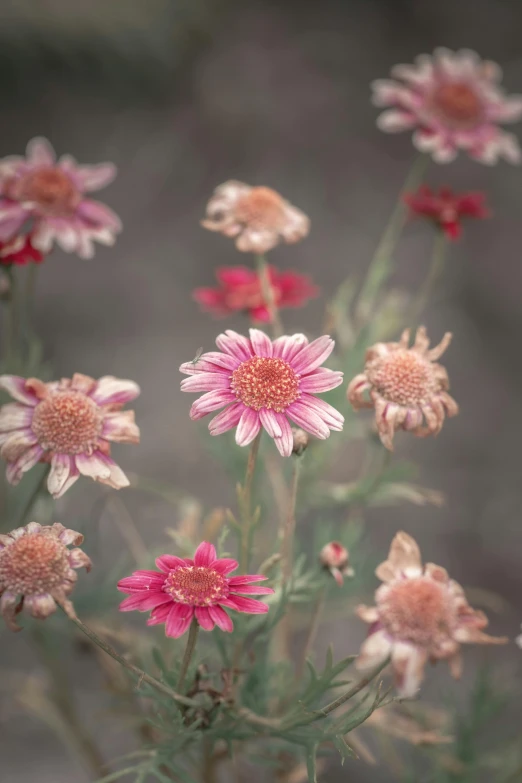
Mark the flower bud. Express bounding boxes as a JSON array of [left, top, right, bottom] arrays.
[[319, 541, 354, 586], [291, 427, 309, 456]]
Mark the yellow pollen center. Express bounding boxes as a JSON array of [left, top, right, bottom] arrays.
[[32, 390, 102, 454], [367, 350, 436, 406], [0, 534, 69, 594], [432, 82, 482, 125], [379, 577, 453, 646], [164, 566, 229, 607], [231, 356, 300, 412], [235, 187, 286, 230], [14, 167, 80, 216]]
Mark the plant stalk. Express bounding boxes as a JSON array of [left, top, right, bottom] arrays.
[[407, 230, 448, 327], [176, 618, 200, 692], [255, 253, 283, 337], [238, 431, 262, 573]]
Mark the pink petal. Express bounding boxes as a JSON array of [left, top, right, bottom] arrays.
[[75, 452, 112, 480], [77, 199, 122, 230], [48, 454, 76, 498], [227, 575, 269, 585], [300, 368, 344, 393], [286, 401, 330, 439], [272, 334, 308, 362], [156, 554, 191, 573], [212, 558, 239, 575], [91, 453, 130, 490], [230, 585, 274, 595], [70, 162, 117, 192], [249, 328, 273, 358], [259, 408, 282, 438], [5, 444, 44, 485], [165, 604, 194, 638], [0, 208, 28, 241], [1, 429, 38, 461], [117, 571, 165, 592], [291, 336, 335, 374], [102, 410, 140, 443], [235, 407, 261, 447], [194, 542, 217, 567], [119, 591, 171, 612], [179, 352, 238, 376], [146, 603, 172, 626], [377, 109, 417, 132], [91, 377, 140, 406], [220, 595, 269, 614], [273, 412, 293, 457], [0, 376, 39, 406], [298, 394, 344, 431], [26, 136, 56, 166], [215, 330, 253, 362], [208, 605, 233, 632], [190, 390, 236, 420], [195, 606, 215, 631], [181, 372, 231, 393], [208, 402, 245, 435]]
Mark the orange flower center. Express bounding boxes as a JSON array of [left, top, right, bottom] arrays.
[[231, 356, 300, 412], [432, 82, 482, 125], [367, 350, 436, 406], [32, 390, 103, 454], [235, 187, 286, 230], [379, 577, 453, 647], [12, 167, 80, 216], [164, 566, 229, 607], [0, 533, 69, 594]]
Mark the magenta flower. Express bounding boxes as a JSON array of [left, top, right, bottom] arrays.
[[372, 48, 522, 164], [117, 541, 274, 637], [0, 373, 140, 498], [0, 137, 121, 257], [180, 329, 344, 457]]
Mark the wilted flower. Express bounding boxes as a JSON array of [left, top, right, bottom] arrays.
[[118, 541, 274, 637], [347, 326, 458, 450], [319, 541, 354, 586], [0, 373, 140, 498], [193, 265, 318, 322], [0, 521, 91, 631], [405, 186, 489, 240], [180, 329, 344, 457], [201, 181, 310, 253], [0, 137, 121, 258], [291, 427, 309, 456], [356, 532, 507, 697], [0, 234, 44, 266], [372, 48, 522, 164]]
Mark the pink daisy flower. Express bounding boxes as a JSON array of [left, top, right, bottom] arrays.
[[117, 541, 274, 637], [193, 265, 319, 323], [0, 137, 121, 258], [0, 373, 140, 498], [372, 48, 522, 164], [404, 186, 489, 240], [180, 329, 344, 457]]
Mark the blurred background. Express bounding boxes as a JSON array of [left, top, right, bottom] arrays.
[[1, 0, 522, 780]]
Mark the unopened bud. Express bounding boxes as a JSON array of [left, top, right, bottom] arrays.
[[319, 541, 354, 587], [291, 427, 309, 456]]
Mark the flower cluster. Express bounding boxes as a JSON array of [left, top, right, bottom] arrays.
[[405, 186, 489, 240]]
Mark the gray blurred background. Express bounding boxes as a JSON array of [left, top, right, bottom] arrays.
[[1, 0, 522, 780]]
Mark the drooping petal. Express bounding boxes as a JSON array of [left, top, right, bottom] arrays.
[[356, 629, 392, 671], [235, 408, 261, 447], [208, 604, 233, 632], [0, 375, 39, 406], [391, 641, 428, 698], [286, 401, 330, 439], [273, 412, 293, 457], [5, 444, 45, 485], [0, 403, 33, 432], [259, 408, 283, 438], [208, 402, 244, 435], [195, 606, 215, 631], [102, 410, 140, 443], [165, 603, 194, 638]]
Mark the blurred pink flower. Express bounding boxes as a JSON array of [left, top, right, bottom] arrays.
[[118, 541, 274, 637], [193, 265, 319, 322], [356, 532, 507, 698], [180, 329, 344, 457], [319, 541, 354, 586], [0, 234, 44, 266], [202, 182, 310, 253], [404, 186, 489, 240], [0, 521, 91, 631], [372, 48, 522, 163], [0, 373, 140, 498], [0, 137, 121, 258], [347, 326, 458, 450]]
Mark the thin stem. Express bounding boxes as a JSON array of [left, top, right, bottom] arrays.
[[296, 586, 326, 681], [14, 466, 49, 527], [202, 740, 218, 783], [3, 266, 16, 362], [407, 231, 448, 327], [255, 254, 283, 337], [67, 612, 198, 708], [280, 457, 302, 587], [176, 619, 200, 692], [238, 431, 262, 573], [109, 495, 149, 564]]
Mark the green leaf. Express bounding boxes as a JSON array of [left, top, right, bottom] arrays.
[[332, 734, 356, 763], [306, 743, 319, 783]]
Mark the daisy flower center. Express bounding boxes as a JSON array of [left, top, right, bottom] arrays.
[[231, 356, 300, 412], [432, 82, 482, 125], [235, 187, 286, 230], [164, 566, 229, 606], [32, 390, 103, 454], [378, 577, 453, 647], [367, 350, 436, 406], [14, 167, 80, 216], [0, 534, 69, 594]]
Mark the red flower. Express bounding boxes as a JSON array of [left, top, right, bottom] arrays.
[[404, 186, 489, 240], [193, 266, 319, 323], [0, 235, 44, 266]]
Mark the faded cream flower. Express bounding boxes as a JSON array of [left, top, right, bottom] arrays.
[[0, 522, 91, 631], [201, 181, 310, 254], [347, 326, 458, 450], [355, 532, 507, 698]]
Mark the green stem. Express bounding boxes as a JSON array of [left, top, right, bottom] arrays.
[[176, 618, 200, 692], [238, 431, 262, 573], [67, 612, 198, 708], [407, 230, 448, 327], [3, 266, 16, 363], [295, 586, 326, 681], [14, 466, 49, 527], [255, 254, 283, 337], [23, 263, 38, 343], [280, 457, 302, 587], [355, 153, 429, 327]]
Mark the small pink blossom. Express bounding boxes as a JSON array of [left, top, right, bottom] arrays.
[[0, 373, 140, 498], [180, 329, 344, 457], [319, 541, 354, 586], [372, 48, 522, 164], [404, 186, 489, 240], [117, 541, 274, 637], [0, 137, 121, 258]]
